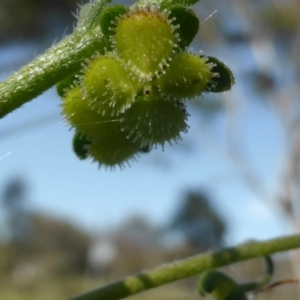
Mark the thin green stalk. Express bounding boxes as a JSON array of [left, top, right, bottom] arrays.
[[69, 234, 300, 300]]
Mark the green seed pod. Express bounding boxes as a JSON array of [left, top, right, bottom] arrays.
[[100, 5, 127, 38], [198, 271, 247, 300], [61, 85, 122, 138], [121, 88, 189, 148], [168, 5, 199, 49], [82, 55, 140, 116], [62, 86, 140, 168], [157, 52, 213, 99], [72, 132, 91, 160], [88, 131, 140, 169], [204, 56, 235, 93], [113, 7, 178, 81]]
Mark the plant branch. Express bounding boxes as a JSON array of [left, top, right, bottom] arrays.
[[0, 27, 107, 119], [0, 0, 112, 119], [69, 234, 300, 300]]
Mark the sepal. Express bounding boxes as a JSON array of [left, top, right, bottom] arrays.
[[204, 56, 234, 93], [99, 5, 127, 38], [56, 74, 79, 98], [72, 132, 91, 160], [168, 5, 199, 49]]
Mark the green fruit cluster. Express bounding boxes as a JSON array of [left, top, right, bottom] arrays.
[[57, 0, 234, 169]]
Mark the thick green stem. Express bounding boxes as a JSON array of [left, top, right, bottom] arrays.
[[69, 234, 300, 300], [0, 27, 107, 119]]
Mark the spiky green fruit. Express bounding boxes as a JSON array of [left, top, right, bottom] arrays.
[[157, 52, 213, 98], [121, 88, 189, 147], [58, 1, 235, 169], [61, 85, 122, 138], [88, 132, 140, 169], [113, 7, 178, 80], [82, 55, 140, 116]]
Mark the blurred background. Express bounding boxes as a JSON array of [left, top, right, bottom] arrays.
[[1, 0, 300, 299]]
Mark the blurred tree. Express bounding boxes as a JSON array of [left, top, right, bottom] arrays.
[[169, 191, 226, 251], [112, 216, 164, 276], [1, 177, 31, 243], [2, 212, 91, 277], [28, 213, 91, 275], [1, 177, 90, 276], [86, 233, 117, 277]]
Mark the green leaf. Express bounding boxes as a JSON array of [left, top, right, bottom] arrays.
[[168, 5, 199, 49], [205, 56, 235, 93]]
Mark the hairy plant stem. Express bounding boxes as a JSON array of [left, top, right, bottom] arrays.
[[69, 234, 300, 300], [0, 0, 112, 119], [0, 27, 107, 119]]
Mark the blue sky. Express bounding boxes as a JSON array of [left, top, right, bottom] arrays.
[[0, 1, 293, 246], [0, 72, 288, 245]]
